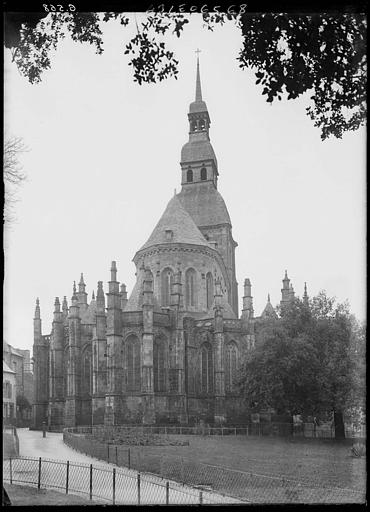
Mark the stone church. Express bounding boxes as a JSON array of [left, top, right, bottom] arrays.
[[32, 60, 300, 430]]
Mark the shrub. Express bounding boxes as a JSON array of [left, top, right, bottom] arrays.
[[351, 443, 366, 457]]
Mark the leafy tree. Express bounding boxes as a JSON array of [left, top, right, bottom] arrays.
[[240, 292, 364, 439], [4, 11, 367, 140], [16, 394, 31, 410]]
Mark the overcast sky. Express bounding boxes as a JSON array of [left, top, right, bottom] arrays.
[[4, 13, 366, 353]]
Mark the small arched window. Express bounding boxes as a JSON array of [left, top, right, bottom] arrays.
[[161, 268, 174, 307], [200, 167, 207, 181], [200, 343, 213, 394], [206, 272, 214, 309], [153, 338, 166, 392], [125, 335, 141, 392], [225, 342, 238, 393], [187, 168, 193, 183], [185, 268, 196, 307]]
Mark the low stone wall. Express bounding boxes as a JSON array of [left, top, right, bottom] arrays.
[[3, 430, 19, 458]]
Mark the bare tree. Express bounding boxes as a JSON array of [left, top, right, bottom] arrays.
[[4, 135, 28, 224]]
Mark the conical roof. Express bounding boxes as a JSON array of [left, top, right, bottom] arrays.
[[138, 195, 213, 252], [261, 298, 277, 319], [80, 297, 97, 324], [177, 183, 231, 227], [125, 273, 162, 312]]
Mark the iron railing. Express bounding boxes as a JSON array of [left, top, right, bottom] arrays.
[[3, 456, 239, 505], [64, 422, 366, 439]]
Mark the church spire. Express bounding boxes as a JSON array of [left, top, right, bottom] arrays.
[[180, 54, 218, 188], [303, 282, 309, 306], [195, 51, 202, 102]]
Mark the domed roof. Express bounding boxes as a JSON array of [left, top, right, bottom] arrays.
[[138, 195, 213, 253], [177, 183, 231, 227], [181, 138, 217, 166], [189, 100, 208, 114]]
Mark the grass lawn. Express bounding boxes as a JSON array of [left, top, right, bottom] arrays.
[[3, 483, 103, 506], [117, 435, 366, 503]]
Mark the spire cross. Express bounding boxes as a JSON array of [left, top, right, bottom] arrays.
[[195, 48, 201, 57]]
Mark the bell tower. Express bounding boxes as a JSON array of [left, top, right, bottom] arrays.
[[177, 55, 239, 317], [180, 54, 218, 188]]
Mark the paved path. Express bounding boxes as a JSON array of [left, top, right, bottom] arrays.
[[3, 429, 241, 505]]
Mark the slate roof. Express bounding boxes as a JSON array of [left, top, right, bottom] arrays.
[[181, 138, 217, 166], [177, 183, 231, 227], [198, 295, 236, 320], [3, 360, 15, 373], [261, 301, 278, 319], [138, 195, 213, 252], [125, 270, 162, 313], [189, 100, 208, 114], [3, 342, 23, 358], [80, 299, 97, 324]]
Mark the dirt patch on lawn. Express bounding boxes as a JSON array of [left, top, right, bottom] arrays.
[[4, 483, 104, 506]]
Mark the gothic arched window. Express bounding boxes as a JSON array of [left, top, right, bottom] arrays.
[[206, 272, 214, 309], [161, 268, 174, 307], [82, 348, 92, 396], [185, 268, 196, 307], [153, 338, 166, 392], [225, 342, 238, 393], [200, 343, 213, 394], [187, 168, 193, 182], [93, 345, 97, 393], [125, 335, 141, 392], [201, 167, 207, 181]]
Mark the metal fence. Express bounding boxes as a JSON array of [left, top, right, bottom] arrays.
[[63, 430, 365, 503], [65, 422, 366, 439], [3, 456, 239, 505]]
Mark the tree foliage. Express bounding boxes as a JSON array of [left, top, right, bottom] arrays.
[[4, 11, 366, 139], [238, 14, 367, 139], [240, 292, 365, 438]]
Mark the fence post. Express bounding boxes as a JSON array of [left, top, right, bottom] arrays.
[[107, 443, 109, 463], [137, 473, 141, 505], [89, 464, 93, 500], [9, 457, 12, 484], [166, 481, 169, 505], [38, 457, 42, 489], [234, 428, 237, 436], [128, 448, 131, 470], [199, 491, 203, 505], [116, 446, 118, 466], [180, 458, 184, 483], [112, 468, 116, 505], [66, 461, 69, 494]]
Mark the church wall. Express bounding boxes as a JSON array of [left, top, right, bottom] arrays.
[[139, 247, 229, 313], [92, 396, 105, 425], [48, 400, 65, 429]]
